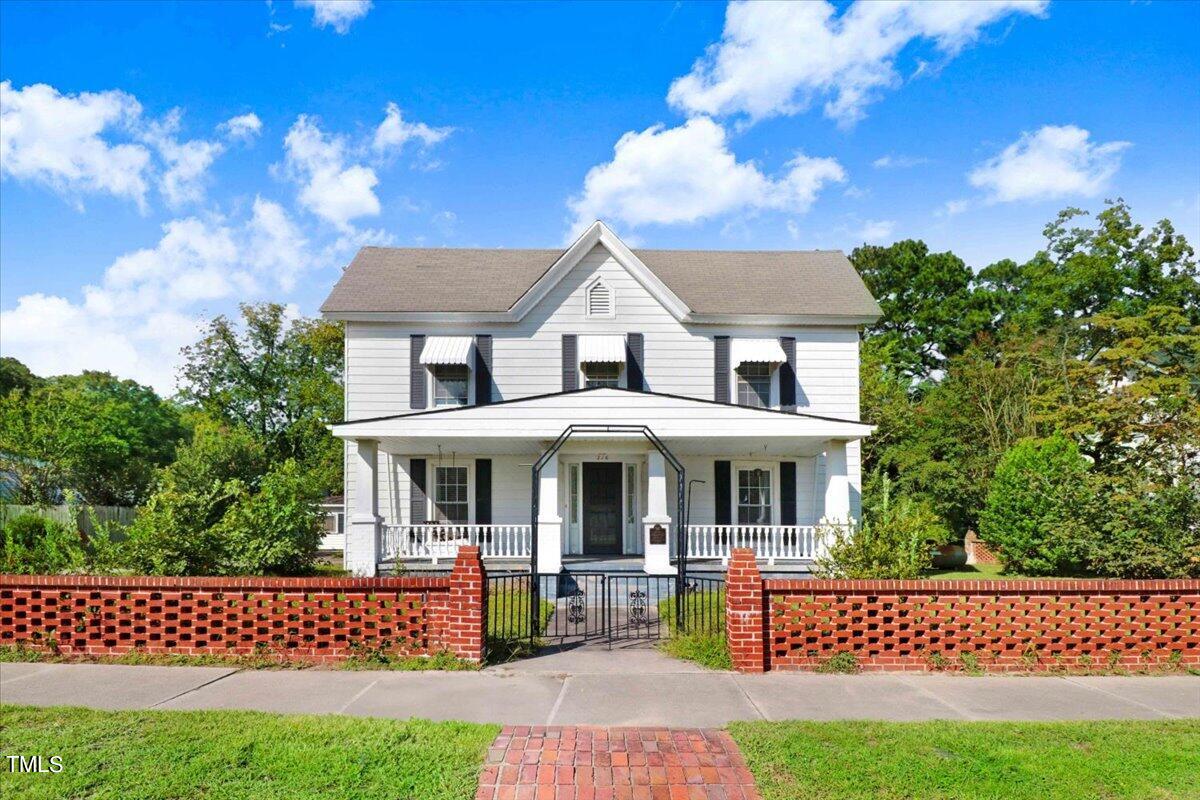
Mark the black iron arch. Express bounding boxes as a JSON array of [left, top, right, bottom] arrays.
[[529, 425, 689, 630]]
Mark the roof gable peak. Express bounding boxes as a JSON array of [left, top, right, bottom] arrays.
[[508, 221, 691, 321]]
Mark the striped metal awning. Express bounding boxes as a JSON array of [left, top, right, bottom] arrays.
[[578, 334, 626, 363], [419, 336, 474, 365], [731, 338, 787, 367]]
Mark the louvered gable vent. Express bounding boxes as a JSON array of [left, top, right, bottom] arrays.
[[586, 279, 613, 318]]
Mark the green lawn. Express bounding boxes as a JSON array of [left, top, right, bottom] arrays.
[[485, 586, 554, 663], [925, 563, 1025, 580], [0, 705, 497, 800], [729, 719, 1200, 800], [657, 589, 732, 670]]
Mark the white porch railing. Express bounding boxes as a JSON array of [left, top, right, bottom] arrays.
[[382, 524, 532, 563], [685, 524, 839, 564]]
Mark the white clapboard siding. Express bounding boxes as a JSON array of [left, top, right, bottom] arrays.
[[342, 243, 864, 536]]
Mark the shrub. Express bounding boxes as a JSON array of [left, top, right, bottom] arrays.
[[121, 417, 323, 576], [814, 479, 951, 579], [0, 513, 88, 574], [979, 435, 1089, 576], [1079, 478, 1200, 578]]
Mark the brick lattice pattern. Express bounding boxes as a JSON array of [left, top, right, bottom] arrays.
[[475, 726, 761, 800], [0, 548, 488, 663], [724, 549, 1200, 673]]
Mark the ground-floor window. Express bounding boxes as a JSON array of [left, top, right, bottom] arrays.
[[433, 465, 469, 523], [737, 467, 772, 524]]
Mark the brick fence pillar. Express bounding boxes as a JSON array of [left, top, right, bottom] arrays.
[[447, 545, 487, 663], [726, 548, 766, 673]]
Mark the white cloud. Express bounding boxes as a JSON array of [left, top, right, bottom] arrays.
[[282, 114, 380, 231], [0, 199, 313, 393], [0, 80, 153, 209], [667, 0, 1047, 127], [873, 154, 930, 169], [141, 109, 225, 207], [219, 112, 263, 143], [939, 198, 970, 217], [296, 0, 372, 34], [856, 219, 896, 243], [566, 116, 844, 239], [968, 124, 1130, 203], [372, 102, 453, 154]]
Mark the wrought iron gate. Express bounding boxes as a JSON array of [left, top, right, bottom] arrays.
[[486, 571, 724, 657]]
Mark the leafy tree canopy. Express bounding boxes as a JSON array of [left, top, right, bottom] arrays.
[[177, 303, 344, 495], [0, 371, 186, 506]]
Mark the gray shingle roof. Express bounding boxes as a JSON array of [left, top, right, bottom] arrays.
[[320, 245, 881, 318]]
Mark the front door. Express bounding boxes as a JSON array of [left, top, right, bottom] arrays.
[[582, 462, 622, 555]]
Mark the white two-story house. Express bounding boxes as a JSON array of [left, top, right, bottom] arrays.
[[322, 222, 880, 576]]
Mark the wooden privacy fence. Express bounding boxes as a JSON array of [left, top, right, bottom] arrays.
[[0, 505, 136, 538], [725, 549, 1200, 673]]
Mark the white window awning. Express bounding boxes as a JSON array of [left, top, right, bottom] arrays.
[[578, 334, 626, 364], [419, 336, 474, 366], [732, 339, 787, 367]]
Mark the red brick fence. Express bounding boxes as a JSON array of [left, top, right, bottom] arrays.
[[0, 547, 487, 664], [726, 549, 1200, 673]]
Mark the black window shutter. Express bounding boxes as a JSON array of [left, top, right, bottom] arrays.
[[780, 461, 797, 526], [562, 334, 578, 391], [626, 333, 644, 391], [780, 336, 797, 412], [410, 335, 427, 409], [475, 459, 492, 525], [474, 335, 492, 406], [715, 460, 731, 525], [713, 336, 730, 403], [409, 458, 427, 524]]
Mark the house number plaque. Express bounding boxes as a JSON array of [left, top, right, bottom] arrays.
[[649, 524, 666, 545]]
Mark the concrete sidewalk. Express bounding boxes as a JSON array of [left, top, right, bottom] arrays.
[[2, 659, 1197, 726]]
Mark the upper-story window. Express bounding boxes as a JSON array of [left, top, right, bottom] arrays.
[[583, 362, 621, 388], [578, 334, 625, 389], [420, 336, 474, 407], [736, 363, 772, 408], [585, 278, 614, 318], [730, 339, 787, 409], [432, 364, 469, 406]]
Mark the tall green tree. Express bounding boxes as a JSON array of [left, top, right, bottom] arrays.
[[0, 372, 185, 505], [978, 200, 1199, 332], [177, 303, 344, 494], [851, 239, 991, 382], [0, 357, 42, 397]]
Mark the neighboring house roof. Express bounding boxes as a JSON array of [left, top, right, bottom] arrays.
[[319, 221, 881, 321]]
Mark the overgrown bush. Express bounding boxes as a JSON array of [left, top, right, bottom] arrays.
[[0, 513, 88, 574], [814, 479, 951, 579], [1079, 478, 1200, 578], [979, 435, 1089, 576], [121, 416, 323, 576]]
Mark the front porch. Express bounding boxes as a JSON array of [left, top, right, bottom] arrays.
[[330, 388, 870, 576]]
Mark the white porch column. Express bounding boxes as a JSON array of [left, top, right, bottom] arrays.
[[642, 450, 672, 575], [536, 455, 563, 573], [823, 439, 851, 523], [346, 438, 382, 576]]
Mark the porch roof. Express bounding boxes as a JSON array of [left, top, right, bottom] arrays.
[[330, 387, 873, 456]]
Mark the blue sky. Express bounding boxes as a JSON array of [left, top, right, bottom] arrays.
[[2, 0, 1198, 393]]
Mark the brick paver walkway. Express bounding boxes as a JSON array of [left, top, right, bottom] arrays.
[[475, 726, 761, 800]]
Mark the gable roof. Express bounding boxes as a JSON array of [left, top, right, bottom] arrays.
[[319, 221, 881, 321]]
